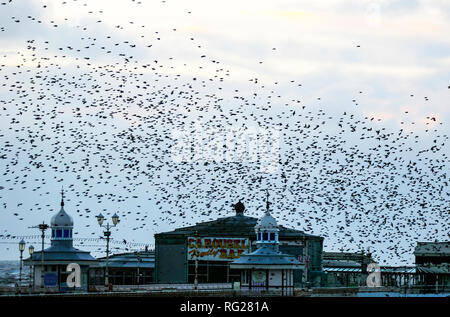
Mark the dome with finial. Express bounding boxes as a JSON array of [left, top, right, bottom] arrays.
[[50, 189, 73, 227], [51, 206, 73, 227], [255, 212, 278, 231], [255, 190, 278, 232]]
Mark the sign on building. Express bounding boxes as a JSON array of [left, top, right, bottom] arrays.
[[44, 272, 58, 287], [187, 237, 250, 261]]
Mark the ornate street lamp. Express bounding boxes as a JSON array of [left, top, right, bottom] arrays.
[[112, 213, 119, 226], [30, 222, 49, 291], [28, 245, 34, 289], [18, 240, 25, 291], [96, 213, 120, 288], [194, 230, 198, 291]]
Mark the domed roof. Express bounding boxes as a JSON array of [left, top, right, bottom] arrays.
[[51, 206, 73, 227], [51, 192, 73, 227], [255, 191, 279, 231], [255, 211, 278, 231]]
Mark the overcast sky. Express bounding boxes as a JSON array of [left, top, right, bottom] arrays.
[[0, 0, 449, 265]]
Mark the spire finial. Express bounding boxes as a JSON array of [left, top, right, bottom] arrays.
[[60, 187, 64, 207], [265, 190, 270, 215]]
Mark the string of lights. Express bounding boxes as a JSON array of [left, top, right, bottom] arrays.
[[0, 235, 153, 248], [0, 241, 154, 253]]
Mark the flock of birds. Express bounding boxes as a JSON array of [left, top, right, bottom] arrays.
[[0, 0, 449, 264]]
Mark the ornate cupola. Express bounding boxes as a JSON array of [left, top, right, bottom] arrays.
[[254, 190, 279, 251], [230, 191, 303, 295], [50, 188, 74, 248]]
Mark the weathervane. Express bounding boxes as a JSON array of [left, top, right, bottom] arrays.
[[60, 186, 65, 207]]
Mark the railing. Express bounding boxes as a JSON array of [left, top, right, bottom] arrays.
[[0, 286, 60, 295], [2, 283, 449, 296], [109, 283, 233, 292]]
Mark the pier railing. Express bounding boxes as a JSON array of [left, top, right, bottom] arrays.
[[109, 283, 233, 292]]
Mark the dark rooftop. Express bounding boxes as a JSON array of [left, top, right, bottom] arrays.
[[23, 245, 97, 263], [231, 245, 303, 267], [95, 250, 155, 269], [414, 242, 450, 257], [156, 214, 322, 240], [323, 251, 374, 265]]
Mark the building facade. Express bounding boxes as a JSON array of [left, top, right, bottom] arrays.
[[89, 250, 154, 286], [24, 193, 97, 292], [230, 202, 303, 295], [323, 251, 375, 287], [155, 200, 325, 287], [414, 241, 450, 292]]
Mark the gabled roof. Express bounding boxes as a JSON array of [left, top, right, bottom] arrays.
[[416, 266, 449, 274], [414, 242, 450, 257], [323, 259, 361, 268], [156, 214, 322, 240], [323, 251, 374, 264], [94, 251, 155, 269]]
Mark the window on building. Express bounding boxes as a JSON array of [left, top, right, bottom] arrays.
[[228, 268, 241, 283], [242, 270, 248, 284], [269, 233, 275, 241], [63, 229, 70, 238], [56, 229, 62, 238], [52, 230, 55, 238], [187, 260, 208, 283], [262, 232, 268, 241]]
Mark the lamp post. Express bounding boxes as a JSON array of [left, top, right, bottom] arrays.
[[136, 252, 141, 287], [28, 245, 34, 289], [194, 230, 198, 292], [39, 223, 48, 290], [19, 239, 25, 292], [96, 213, 120, 288], [29, 222, 49, 292]]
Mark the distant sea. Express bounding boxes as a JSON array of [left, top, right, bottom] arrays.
[[0, 261, 32, 287]]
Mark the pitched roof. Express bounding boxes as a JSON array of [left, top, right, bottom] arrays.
[[323, 251, 374, 264], [414, 242, 450, 257], [323, 259, 361, 268], [95, 251, 155, 269], [416, 266, 449, 274], [23, 245, 96, 262], [24, 243, 97, 263], [156, 214, 322, 240], [230, 245, 303, 269]]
